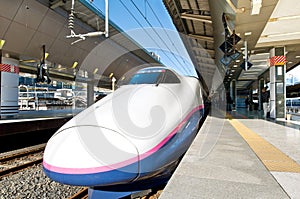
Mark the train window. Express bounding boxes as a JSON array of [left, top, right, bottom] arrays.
[[128, 72, 162, 84], [161, 70, 181, 84], [286, 98, 300, 107], [128, 68, 180, 85]]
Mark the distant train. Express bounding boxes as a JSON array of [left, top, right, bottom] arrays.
[[286, 97, 300, 113], [43, 67, 207, 197]]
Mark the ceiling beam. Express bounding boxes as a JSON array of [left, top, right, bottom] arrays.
[[192, 47, 215, 54], [188, 34, 214, 43], [195, 56, 215, 64], [181, 12, 212, 24]]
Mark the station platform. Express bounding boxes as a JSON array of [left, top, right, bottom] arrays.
[[0, 109, 80, 152], [160, 107, 300, 198]]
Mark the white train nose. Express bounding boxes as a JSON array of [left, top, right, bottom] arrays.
[[43, 126, 139, 185]]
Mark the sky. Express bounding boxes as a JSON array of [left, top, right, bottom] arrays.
[[90, 0, 197, 76]]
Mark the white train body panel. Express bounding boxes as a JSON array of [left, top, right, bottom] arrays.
[[43, 67, 204, 187]]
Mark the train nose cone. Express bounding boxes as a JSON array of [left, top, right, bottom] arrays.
[[43, 126, 139, 186]]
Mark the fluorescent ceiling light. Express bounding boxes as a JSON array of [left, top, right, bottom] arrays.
[[254, 52, 270, 56], [252, 65, 267, 67], [251, 59, 267, 62], [269, 15, 300, 22], [245, 32, 252, 36], [72, 61, 78, 69], [261, 31, 300, 38], [251, 0, 262, 15], [0, 39, 5, 49], [93, 68, 98, 74]]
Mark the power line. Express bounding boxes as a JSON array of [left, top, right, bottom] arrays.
[[119, 0, 189, 74], [146, 2, 194, 74], [118, 0, 181, 70], [129, 0, 189, 74]]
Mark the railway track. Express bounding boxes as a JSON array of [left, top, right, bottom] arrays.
[[1, 143, 164, 198], [68, 187, 163, 199], [68, 187, 88, 199], [0, 144, 45, 178]]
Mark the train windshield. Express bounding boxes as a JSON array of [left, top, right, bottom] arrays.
[[128, 68, 180, 85], [129, 72, 162, 84]]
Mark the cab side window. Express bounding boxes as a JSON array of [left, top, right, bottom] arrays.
[[161, 70, 180, 83]]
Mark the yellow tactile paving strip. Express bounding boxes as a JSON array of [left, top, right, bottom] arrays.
[[228, 118, 300, 173]]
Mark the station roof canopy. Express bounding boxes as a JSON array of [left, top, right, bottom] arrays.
[[164, 0, 300, 90], [0, 0, 160, 88]]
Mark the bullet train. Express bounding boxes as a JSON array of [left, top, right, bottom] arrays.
[[43, 66, 206, 196]]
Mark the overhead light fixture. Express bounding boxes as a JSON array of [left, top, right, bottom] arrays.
[[57, 67, 67, 71], [93, 68, 98, 74], [254, 52, 270, 56], [226, 0, 245, 13], [45, 52, 49, 59], [251, 0, 262, 15], [244, 72, 258, 74], [295, 55, 300, 59], [72, 61, 78, 69], [261, 31, 300, 38], [245, 32, 252, 36], [0, 39, 5, 49], [251, 59, 267, 63], [269, 15, 300, 22]]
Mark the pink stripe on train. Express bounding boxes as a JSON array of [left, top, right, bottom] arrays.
[[43, 105, 204, 174]]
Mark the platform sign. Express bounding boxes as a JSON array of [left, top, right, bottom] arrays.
[[269, 56, 286, 66], [240, 61, 253, 70], [228, 33, 241, 45], [220, 56, 232, 67], [219, 41, 233, 54], [230, 51, 241, 60]]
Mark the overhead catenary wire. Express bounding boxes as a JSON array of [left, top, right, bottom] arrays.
[[118, 0, 179, 71], [119, 0, 190, 74], [144, 1, 192, 74], [129, 0, 190, 74]]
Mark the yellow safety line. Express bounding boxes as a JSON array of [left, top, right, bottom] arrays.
[[228, 119, 300, 173]]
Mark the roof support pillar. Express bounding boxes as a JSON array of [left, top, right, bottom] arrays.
[[269, 46, 286, 119]]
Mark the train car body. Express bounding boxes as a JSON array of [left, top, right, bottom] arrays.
[[43, 67, 205, 197]]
